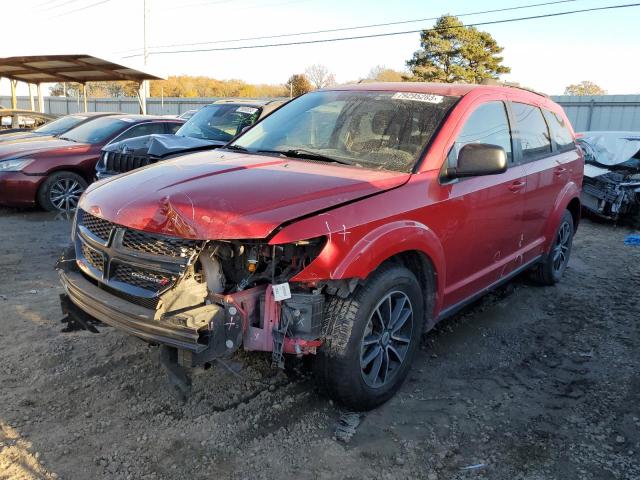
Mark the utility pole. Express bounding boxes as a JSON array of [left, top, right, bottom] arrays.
[[141, 0, 149, 114]]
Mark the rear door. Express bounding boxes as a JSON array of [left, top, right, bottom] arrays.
[[438, 99, 527, 307], [511, 102, 576, 263]]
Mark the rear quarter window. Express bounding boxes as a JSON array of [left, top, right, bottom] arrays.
[[543, 109, 575, 152], [512, 102, 552, 162]]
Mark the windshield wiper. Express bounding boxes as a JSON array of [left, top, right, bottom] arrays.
[[257, 148, 353, 165], [58, 136, 77, 143], [223, 144, 248, 152]]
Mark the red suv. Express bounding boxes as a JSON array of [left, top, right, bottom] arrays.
[[58, 83, 583, 409]]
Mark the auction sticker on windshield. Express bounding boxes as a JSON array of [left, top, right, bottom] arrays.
[[392, 92, 444, 104], [236, 106, 259, 114]]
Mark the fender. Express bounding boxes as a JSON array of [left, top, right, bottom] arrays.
[[542, 181, 581, 252], [284, 219, 447, 316]]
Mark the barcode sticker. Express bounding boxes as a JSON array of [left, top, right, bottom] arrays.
[[272, 282, 292, 302], [392, 92, 444, 104]]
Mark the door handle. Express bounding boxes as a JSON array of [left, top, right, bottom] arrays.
[[508, 180, 525, 192], [554, 167, 567, 176]]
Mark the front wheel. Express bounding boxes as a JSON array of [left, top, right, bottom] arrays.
[[37, 171, 87, 212], [531, 210, 574, 285], [315, 264, 424, 410]]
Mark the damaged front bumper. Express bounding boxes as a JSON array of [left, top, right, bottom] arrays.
[[58, 260, 227, 353], [582, 165, 640, 221]]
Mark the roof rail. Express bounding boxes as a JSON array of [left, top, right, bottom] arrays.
[[480, 78, 549, 98]]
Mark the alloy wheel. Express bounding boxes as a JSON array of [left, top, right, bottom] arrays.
[[552, 221, 571, 273], [360, 291, 414, 388], [49, 177, 84, 211]]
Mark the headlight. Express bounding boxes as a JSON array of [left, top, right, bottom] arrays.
[[0, 159, 34, 172]]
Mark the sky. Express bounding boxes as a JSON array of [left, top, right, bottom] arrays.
[[1, 0, 639, 96]]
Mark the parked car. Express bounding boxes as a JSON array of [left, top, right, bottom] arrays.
[[95, 99, 285, 179], [58, 83, 583, 408], [0, 115, 183, 211], [178, 109, 198, 120], [577, 131, 640, 221], [0, 112, 119, 144], [0, 109, 56, 130]]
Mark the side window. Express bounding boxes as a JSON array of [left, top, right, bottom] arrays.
[[542, 109, 575, 152], [113, 122, 166, 143], [166, 122, 182, 134], [448, 101, 513, 168], [511, 102, 552, 161]]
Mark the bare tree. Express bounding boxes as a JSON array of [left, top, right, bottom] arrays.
[[305, 64, 336, 89]]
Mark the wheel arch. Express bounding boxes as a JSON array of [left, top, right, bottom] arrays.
[[329, 221, 446, 326], [542, 182, 581, 251]]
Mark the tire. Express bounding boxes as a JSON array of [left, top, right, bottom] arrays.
[[531, 210, 574, 285], [37, 171, 87, 212], [315, 264, 424, 410]]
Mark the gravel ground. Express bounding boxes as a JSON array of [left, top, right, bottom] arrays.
[[0, 207, 638, 480]]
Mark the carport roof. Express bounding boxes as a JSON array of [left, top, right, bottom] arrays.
[[0, 55, 163, 84]]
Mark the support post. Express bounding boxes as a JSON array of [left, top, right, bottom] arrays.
[[137, 81, 147, 114], [83, 83, 88, 112], [10, 80, 18, 128], [29, 84, 35, 111], [37, 83, 44, 113]]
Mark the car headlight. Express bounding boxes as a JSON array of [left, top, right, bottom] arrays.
[[0, 159, 34, 172]]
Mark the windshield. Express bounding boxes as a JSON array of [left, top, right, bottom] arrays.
[[61, 117, 129, 144], [34, 115, 87, 135], [228, 90, 458, 173], [177, 104, 260, 142]]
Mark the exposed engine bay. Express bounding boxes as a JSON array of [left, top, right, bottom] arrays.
[[58, 208, 334, 392]]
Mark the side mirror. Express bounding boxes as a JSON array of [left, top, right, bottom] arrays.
[[447, 143, 507, 178]]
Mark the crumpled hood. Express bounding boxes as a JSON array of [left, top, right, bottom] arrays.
[[0, 138, 86, 160], [578, 131, 640, 168], [104, 134, 223, 159], [80, 150, 410, 240]]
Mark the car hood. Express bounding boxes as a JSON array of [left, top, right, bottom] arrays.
[[578, 131, 640, 168], [0, 132, 52, 144], [0, 138, 88, 160], [104, 134, 223, 159], [80, 150, 410, 240]]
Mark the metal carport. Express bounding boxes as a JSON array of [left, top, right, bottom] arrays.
[[0, 55, 163, 122]]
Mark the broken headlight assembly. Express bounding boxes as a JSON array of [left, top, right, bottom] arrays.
[[195, 236, 327, 295]]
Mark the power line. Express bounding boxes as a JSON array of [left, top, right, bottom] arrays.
[[119, 0, 580, 54], [43, 0, 82, 11], [122, 2, 640, 57], [52, 0, 113, 17]]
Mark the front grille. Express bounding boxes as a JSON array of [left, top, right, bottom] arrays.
[[80, 241, 104, 272], [111, 263, 175, 292], [81, 211, 114, 242], [76, 209, 202, 311], [122, 229, 201, 258], [81, 271, 160, 310], [106, 152, 153, 173]]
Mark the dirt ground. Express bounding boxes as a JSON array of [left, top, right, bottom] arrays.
[[0, 207, 638, 480]]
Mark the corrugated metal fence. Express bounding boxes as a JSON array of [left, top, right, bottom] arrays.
[[2, 94, 640, 131]]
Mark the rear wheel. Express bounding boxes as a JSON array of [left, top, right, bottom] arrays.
[[37, 171, 87, 212], [315, 264, 424, 410], [531, 210, 574, 285]]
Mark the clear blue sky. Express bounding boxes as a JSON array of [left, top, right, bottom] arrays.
[[1, 0, 639, 95]]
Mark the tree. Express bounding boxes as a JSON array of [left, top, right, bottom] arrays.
[[564, 81, 606, 96], [285, 74, 313, 97], [367, 65, 405, 82], [406, 15, 510, 84], [305, 64, 336, 89]]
